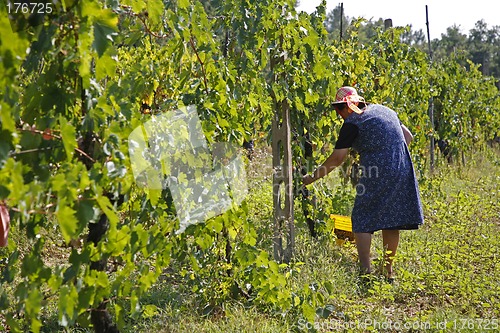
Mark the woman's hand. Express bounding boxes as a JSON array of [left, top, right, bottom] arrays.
[[303, 174, 314, 186], [302, 148, 349, 186]]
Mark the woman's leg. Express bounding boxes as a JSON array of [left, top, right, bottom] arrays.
[[354, 232, 372, 274], [381, 229, 400, 278]]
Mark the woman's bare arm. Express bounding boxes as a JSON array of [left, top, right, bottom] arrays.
[[401, 124, 413, 146], [303, 148, 349, 185]]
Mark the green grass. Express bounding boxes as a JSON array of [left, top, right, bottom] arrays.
[[3, 146, 500, 332]]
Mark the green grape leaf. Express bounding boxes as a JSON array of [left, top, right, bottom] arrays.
[[78, 24, 93, 89], [178, 0, 189, 10], [147, 0, 164, 27], [96, 194, 119, 227], [56, 201, 78, 244], [93, 22, 116, 57], [58, 285, 78, 327], [60, 117, 77, 161], [95, 53, 117, 80]]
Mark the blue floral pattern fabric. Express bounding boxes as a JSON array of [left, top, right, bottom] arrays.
[[343, 104, 424, 233]]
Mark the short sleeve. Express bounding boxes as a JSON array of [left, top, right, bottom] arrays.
[[335, 123, 359, 149]]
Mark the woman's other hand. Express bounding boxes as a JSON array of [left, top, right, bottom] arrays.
[[303, 174, 314, 186]]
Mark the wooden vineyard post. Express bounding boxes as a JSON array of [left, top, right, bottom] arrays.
[[339, 3, 344, 41], [272, 97, 295, 263], [426, 5, 435, 172], [384, 18, 393, 30], [269, 23, 294, 263]]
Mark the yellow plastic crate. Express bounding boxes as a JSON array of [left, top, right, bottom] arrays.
[[330, 214, 355, 245]]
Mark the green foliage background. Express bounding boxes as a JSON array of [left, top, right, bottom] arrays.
[[0, 0, 499, 331]]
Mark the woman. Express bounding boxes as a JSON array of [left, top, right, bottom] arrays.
[[303, 86, 424, 281]]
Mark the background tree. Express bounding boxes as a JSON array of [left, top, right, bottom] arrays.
[[324, 4, 349, 41], [400, 25, 426, 48], [431, 25, 469, 63], [468, 20, 500, 87], [357, 17, 385, 41]]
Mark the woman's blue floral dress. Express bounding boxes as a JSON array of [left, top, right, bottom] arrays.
[[335, 104, 424, 233]]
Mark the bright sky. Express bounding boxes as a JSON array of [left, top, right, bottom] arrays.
[[296, 0, 500, 39]]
